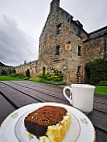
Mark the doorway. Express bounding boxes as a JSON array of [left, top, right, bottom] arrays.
[[43, 67, 45, 74]]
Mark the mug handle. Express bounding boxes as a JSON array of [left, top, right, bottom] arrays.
[[63, 86, 72, 104]]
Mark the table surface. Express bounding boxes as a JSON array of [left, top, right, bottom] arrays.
[[0, 81, 107, 142]]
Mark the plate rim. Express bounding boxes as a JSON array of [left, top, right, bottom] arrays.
[[0, 102, 96, 142]]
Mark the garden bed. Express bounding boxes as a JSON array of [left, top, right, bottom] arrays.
[[42, 79, 66, 85]]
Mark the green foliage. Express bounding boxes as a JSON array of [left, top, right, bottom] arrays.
[[23, 77, 30, 80], [37, 68, 63, 82], [50, 68, 63, 80], [98, 81, 107, 86], [29, 77, 43, 82], [10, 71, 30, 80], [7, 68, 12, 75], [42, 73, 52, 80], [1, 69, 7, 75], [26, 69, 30, 77], [11, 73, 26, 79], [1, 68, 16, 76], [85, 59, 107, 85], [42, 80, 66, 86], [53, 77, 62, 81]]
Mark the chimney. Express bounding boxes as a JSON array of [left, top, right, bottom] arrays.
[[50, 0, 60, 12]]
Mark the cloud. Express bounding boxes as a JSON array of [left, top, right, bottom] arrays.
[[0, 0, 106, 67], [61, 0, 107, 32], [0, 15, 38, 66]]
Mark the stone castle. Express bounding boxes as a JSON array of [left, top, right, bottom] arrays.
[[15, 0, 107, 84]]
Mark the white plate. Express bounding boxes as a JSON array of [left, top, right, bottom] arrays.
[[0, 102, 96, 142]]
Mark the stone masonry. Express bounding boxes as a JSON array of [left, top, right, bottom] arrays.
[[15, 60, 38, 78], [15, 0, 107, 84]]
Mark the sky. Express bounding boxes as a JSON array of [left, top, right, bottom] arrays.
[[0, 0, 107, 66]]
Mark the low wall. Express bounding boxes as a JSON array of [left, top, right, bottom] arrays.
[[15, 60, 38, 78]]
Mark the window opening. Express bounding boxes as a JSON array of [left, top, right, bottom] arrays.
[[77, 66, 81, 77], [57, 23, 61, 35], [78, 46, 81, 56], [56, 45, 60, 55]]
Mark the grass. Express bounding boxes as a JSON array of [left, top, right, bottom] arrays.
[[95, 86, 107, 95], [0, 75, 107, 95], [0, 75, 25, 81]]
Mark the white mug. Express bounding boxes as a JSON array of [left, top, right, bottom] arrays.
[[63, 84, 95, 113]]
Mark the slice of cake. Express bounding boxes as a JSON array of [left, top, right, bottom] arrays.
[[24, 105, 71, 142]]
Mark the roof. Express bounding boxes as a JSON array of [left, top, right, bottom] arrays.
[[87, 26, 107, 41]]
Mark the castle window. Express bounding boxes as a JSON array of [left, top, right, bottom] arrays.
[[77, 27, 82, 38], [67, 41, 71, 44], [78, 46, 81, 56], [56, 45, 60, 55], [77, 66, 81, 77], [78, 29, 81, 36], [57, 23, 61, 35]]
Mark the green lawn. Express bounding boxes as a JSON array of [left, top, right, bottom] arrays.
[[0, 75, 107, 95], [95, 86, 107, 95], [0, 75, 25, 81]]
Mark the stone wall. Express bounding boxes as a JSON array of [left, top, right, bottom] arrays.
[[83, 36, 105, 63], [15, 60, 38, 78], [82, 36, 105, 83], [14, 0, 107, 84], [37, 0, 107, 84], [38, 0, 88, 84]]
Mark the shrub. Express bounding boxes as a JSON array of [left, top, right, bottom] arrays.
[[53, 77, 62, 81], [85, 59, 107, 85], [37, 72, 43, 78], [1, 69, 7, 75], [11, 73, 25, 79], [98, 81, 107, 86], [30, 77, 43, 82], [36, 68, 63, 82], [51, 68, 63, 80], [7, 68, 12, 75], [42, 73, 52, 80], [47, 76, 52, 81]]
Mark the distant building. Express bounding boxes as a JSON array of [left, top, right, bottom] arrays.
[[16, 0, 107, 84]]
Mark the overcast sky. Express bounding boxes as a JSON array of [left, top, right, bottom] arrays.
[[0, 0, 107, 66]]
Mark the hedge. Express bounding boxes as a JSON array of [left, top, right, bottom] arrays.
[[85, 59, 107, 85]]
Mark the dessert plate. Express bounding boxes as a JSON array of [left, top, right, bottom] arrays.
[[0, 102, 96, 142]]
